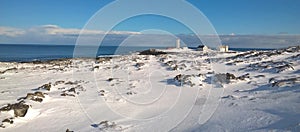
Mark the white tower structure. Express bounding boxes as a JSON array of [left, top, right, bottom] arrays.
[[176, 39, 181, 49]]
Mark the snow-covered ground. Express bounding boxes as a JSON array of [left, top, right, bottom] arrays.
[[0, 46, 300, 131]]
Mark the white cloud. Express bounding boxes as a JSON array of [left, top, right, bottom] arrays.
[[0, 25, 141, 44], [0, 27, 25, 37]]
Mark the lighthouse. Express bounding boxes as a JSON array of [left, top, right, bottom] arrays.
[[176, 39, 181, 49]]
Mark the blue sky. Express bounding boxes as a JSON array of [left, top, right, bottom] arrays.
[[1, 0, 300, 35], [0, 0, 300, 48]]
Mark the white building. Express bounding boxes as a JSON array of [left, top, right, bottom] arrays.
[[218, 45, 229, 52], [197, 45, 209, 51]]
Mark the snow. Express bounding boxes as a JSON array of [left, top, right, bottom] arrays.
[[0, 46, 300, 131]]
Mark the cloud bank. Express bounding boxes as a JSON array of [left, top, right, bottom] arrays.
[[0, 25, 141, 45], [0, 25, 299, 48]]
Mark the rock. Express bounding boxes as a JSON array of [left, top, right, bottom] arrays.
[[254, 75, 265, 78], [91, 120, 121, 131], [34, 91, 45, 98], [25, 93, 35, 100], [214, 73, 234, 84], [139, 49, 167, 55], [135, 63, 145, 69], [38, 83, 51, 91], [236, 73, 250, 80], [54, 80, 65, 86], [270, 77, 300, 87], [67, 88, 76, 93], [96, 57, 112, 64], [61, 93, 75, 97], [0, 102, 30, 117], [0, 104, 13, 111], [12, 102, 30, 117], [66, 129, 73, 132], [214, 73, 249, 84], [0, 67, 17, 74], [174, 74, 204, 87], [32, 98, 43, 102], [276, 64, 294, 73], [18, 92, 46, 102], [126, 91, 136, 95], [107, 78, 114, 82]]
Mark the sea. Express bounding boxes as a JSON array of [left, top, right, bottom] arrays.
[[0, 44, 275, 62]]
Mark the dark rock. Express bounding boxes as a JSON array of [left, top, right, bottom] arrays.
[[254, 75, 265, 78], [32, 98, 43, 102], [61, 93, 75, 97], [139, 49, 167, 55], [107, 78, 114, 82], [67, 88, 76, 93], [0, 67, 17, 74], [236, 73, 250, 80], [96, 57, 112, 64], [54, 80, 65, 86], [38, 83, 51, 91], [2, 118, 13, 124], [91, 120, 120, 131], [135, 63, 145, 69], [126, 91, 136, 95], [66, 128, 74, 132]]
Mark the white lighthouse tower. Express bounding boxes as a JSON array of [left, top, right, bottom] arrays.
[[176, 39, 181, 49]]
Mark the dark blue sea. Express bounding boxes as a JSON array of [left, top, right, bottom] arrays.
[[0, 44, 275, 62]]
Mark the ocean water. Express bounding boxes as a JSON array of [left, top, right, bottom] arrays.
[[0, 44, 167, 62], [0, 44, 275, 62]]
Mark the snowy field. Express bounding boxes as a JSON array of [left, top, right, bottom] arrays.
[[0, 46, 300, 131]]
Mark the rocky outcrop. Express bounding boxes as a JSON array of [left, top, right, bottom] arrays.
[[269, 77, 300, 87], [18, 91, 46, 102], [0, 67, 18, 74], [135, 63, 145, 69], [174, 74, 206, 87], [38, 83, 52, 91], [213, 73, 250, 84], [139, 49, 167, 55], [0, 102, 30, 117], [96, 57, 112, 64], [91, 120, 122, 131], [242, 61, 294, 73]]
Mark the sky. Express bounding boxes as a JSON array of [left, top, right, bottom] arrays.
[[0, 0, 300, 47]]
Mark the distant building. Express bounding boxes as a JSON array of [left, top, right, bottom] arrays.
[[218, 45, 229, 52], [197, 45, 209, 51], [176, 39, 181, 49]]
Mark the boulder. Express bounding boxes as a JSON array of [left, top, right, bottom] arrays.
[[0, 102, 30, 117], [12, 102, 29, 117]]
